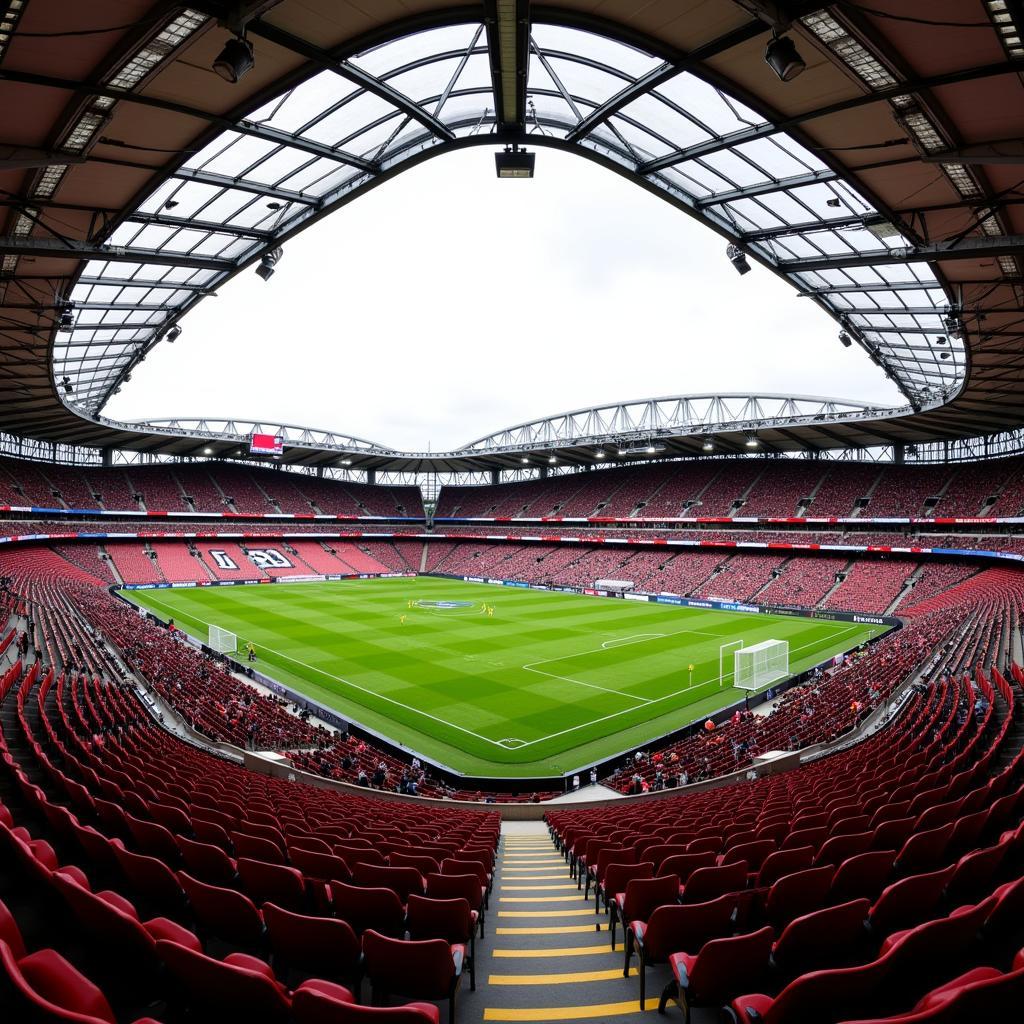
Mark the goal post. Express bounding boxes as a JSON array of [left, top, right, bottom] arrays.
[[719, 639, 744, 688], [734, 639, 789, 692], [208, 625, 237, 654]]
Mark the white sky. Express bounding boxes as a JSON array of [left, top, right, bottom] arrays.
[[106, 148, 903, 452]]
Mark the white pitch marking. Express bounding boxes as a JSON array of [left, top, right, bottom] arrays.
[[127, 590, 868, 752]]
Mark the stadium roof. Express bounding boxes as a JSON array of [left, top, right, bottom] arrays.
[[0, 1, 1022, 471]]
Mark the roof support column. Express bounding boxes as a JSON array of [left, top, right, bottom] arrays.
[[490, 469, 500, 486]]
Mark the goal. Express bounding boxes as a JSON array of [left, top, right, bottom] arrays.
[[208, 625, 237, 654], [733, 639, 789, 691]]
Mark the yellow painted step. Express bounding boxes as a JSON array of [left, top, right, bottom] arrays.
[[499, 896, 581, 903], [489, 967, 638, 985], [493, 944, 612, 958], [496, 925, 598, 936], [484, 999, 652, 1020], [499, 909, 594, 918]]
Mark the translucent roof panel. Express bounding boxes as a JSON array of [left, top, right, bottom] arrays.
[[57, 16, 959, 418]]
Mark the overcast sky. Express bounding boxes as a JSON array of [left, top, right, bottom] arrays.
[[106, 147, 902, 452]]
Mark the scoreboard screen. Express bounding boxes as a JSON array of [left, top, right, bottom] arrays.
[[249, 432, 283, 455]]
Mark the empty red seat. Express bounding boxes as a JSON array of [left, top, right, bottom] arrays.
[[237, 858, 307, 912], [663, 926, 774, 1020], [680, 860, 747, 904], [609, 873, 679, 951], [352, 863, 424, 905], [361, 929, 464, 1024], [179, 871, 264, 946], [292, 983, 439, 1024], [263, 902, 361, 989], [771, 898, 871, 977], [829, 850, 895, 904], [868, 865, 955, 938], [330, 881, 406, 937], [627, 894, 736, 1009]]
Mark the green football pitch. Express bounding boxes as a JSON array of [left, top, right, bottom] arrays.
[[124, 577, 882, 778]]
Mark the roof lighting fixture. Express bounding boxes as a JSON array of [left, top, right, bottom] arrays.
[[167, 325, 181, 343], [764, 34, 806, 82], [255, 247, 282, 281], [203, 447, 213, 455], [935, 336, 947, 345], [801, 11, 898, 91], [213, 34, 255, 84], [702, 438, 714, 452], [495, 144, 535, 179], [109, 9, 208, 91], [341, 459, 352, 466], [521, 457, 529, 464], [61, 376, 73, 395], [595, 450, 606, 459], [839, 331, 852, 348], [744, 434, 759, 448], [726, 244, 751, 276], [549, 455, 557, 464]]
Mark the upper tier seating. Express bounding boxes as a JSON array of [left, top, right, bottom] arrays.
[[105, 543, 165, 586]]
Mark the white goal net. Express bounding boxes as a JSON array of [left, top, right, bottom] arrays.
[[209, 625, 237, 654], [734, 639, 789, 691]]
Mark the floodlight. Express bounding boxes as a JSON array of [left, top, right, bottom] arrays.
[[213, 35, 254, 83], [203, 447, 213, 455], [521, 457, 529, 464], [255, 247, 282, 281], [595, 450, 606, 459], [838, 331, 852, 348], [167, 325, 182, 342], [702, 438, 714, 451], [341, 459, 352, 466], [495, 145, 535, 178], [726, 244, 751, 275], [548, 455, 557, 464], [745, 434, 759, 448], [765, 34, 806, 82]]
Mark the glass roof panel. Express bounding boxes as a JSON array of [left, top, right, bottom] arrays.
[[527, 53, 558, 93], [385, 57, 464, 104], [531, 25, 660, 79], [607, 115, 674, 158], [620, 92, 712, 150], [300, 92, 397, 147], [250, 71, 357, 134], [734, 136, 818, 178], [352, 24, 480, 76], [700, 149, 770, 187], [244, 146, 318, 185], [60, 19, 959, 415], [437, 91, 492, 127], [542, 56, 629, 107], [657, 73, 766, 136], [453, 52, 492, 93], [670, 159, 735, 193], [194, 133, 276, 177]]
